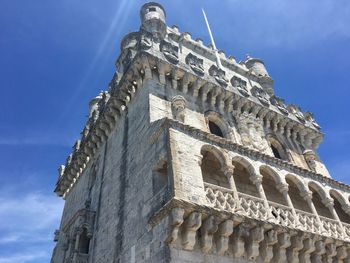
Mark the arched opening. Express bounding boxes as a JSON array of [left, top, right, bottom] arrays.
[[78, 228, 90, 254], [205, 111, 229, 139], [208, 120, 224, 138], [260, 167, 288, 206], [232, 160, 259, 197], [330, 190, 350, 224], [201, 149, 229, 188], [309, 183, 332, 219], [285, 176, 312, 213], [268, 137, 288, 161]]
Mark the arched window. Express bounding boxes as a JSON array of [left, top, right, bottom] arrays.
[[268, 137, 288, 161], [309, 183, 332, 219], [78, 228, 90, 254], [205, 111, 230, 139], [208, 120, 224, 137], [201, 149, 229, 188], [285, 176, 312, 213], [260, 167, 288, 206], [232, 160, 259, 197], [330, 190, 350, 224]]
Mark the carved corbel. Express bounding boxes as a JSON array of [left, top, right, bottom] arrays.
[[182, 212, 202, 250], [299, 236, 316, 263], [200, 83, 213, 105], [165, 208, 185, 244], [287, 233, 306, 263], [180, 72, 192, 94], [323, 241, 337, 263], [191, 78, 204, 98], [232, 223, 249, 258], [336, 245, 348, 263], [200, 216, 218, 253], [247, 226, 265, 260], [260, 229, 278, 262], [224, 93, 234, 113], [272, 232, 291, 262], [311, 240, 326, 262], [216, 219, 234, 255]]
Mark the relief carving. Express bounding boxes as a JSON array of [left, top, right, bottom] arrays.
[[160, 40, 179, 64], [231, 76, 249, 97], [209, 65, 228, 87], [237, 112, 269, 152], [185, 53, 204, 75], [171, 96, 187, 122], [303, 150, 317, 172], [251, 86, 270, 106]]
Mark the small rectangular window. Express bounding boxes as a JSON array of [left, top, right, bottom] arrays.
[[148, 7, 156, 12]]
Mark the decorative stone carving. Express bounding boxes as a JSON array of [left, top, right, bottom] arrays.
[[182, 212, 201, 250], [200, 216, 218, 253], [324, 242, 337, 263], [303, 150, 317, 172], [185, 53, 204, 75], [273, 232, 291, 262], [208, 65, 228, 87], [138, 30, 153, 50], [171, 96, 187, 122], [160, 40, 179, 64], [232, 224, 249, 258], [231, 76, 249, 97], [216, 219, 234, 255], [251, 86, 270, 106], [270, 95, 289, 115], [166, 208, 184, 244], [261, 229, 278, 262], [299, 236, 316, 263], [287, 233, 305, 263], [311, 240, 326, 262], [304, 112, 321, 130], [288, 104, 305, 123], [237, 112, 269, 152], [247, 226, 265, 260], [122, 49, 133, 70]]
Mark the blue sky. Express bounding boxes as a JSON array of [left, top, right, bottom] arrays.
[[0, 0, 350, 262]]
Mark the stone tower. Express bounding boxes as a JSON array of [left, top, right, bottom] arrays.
[[51, 2, 350, 263]]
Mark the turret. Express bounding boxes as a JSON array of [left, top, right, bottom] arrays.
[[140, 2, 167, 40], [245, 55, 274, 95]]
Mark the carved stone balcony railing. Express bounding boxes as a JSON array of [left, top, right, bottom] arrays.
[[204, 182, 350, 242]]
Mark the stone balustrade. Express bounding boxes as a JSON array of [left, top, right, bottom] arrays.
[[204, 182, 350, 242]]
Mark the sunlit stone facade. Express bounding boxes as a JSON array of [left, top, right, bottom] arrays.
[[51, 2, 350, 262]]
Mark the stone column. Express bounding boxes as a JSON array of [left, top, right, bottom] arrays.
[[300, 190, 323, 231], [222, 165, 241, 212], [323, 197, 347, 238], [251, 175, 273, 220], [278, 182, 299, 227]]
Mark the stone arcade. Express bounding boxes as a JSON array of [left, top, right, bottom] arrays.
[[51, 2, 350, 263]]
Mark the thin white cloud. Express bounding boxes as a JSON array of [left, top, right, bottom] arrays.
[[0, 191, 63, 263]]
